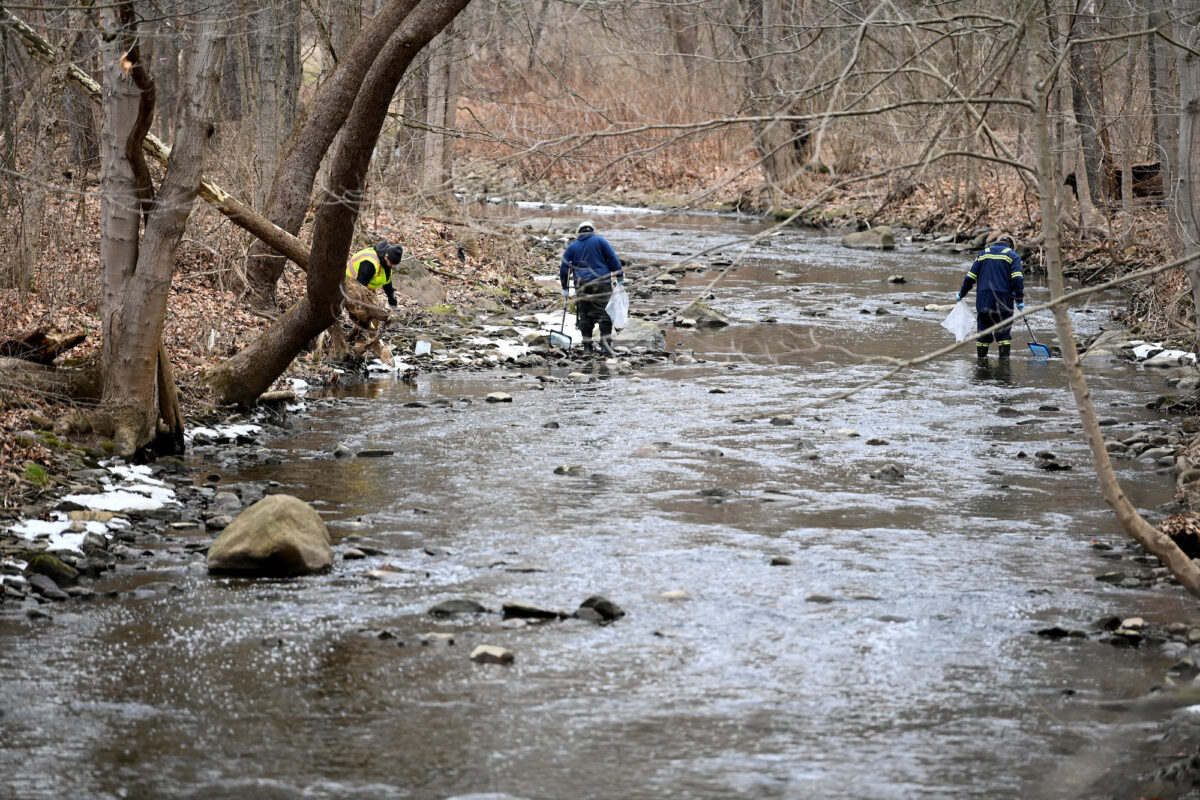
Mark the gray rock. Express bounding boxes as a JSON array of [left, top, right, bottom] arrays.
[[27, 574, 68, 601], [841, 226, 895, 250], [502, 601, 562, 620], [578, 595, 625, 621], [392, 255, 447, 305], [429, 598, 490, 616], [870, 464, 905, 481], [612, 318, 666, 350], [675, 301, 731, 328]]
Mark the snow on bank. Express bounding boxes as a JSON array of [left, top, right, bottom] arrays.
[[5, 423, 261, 554]]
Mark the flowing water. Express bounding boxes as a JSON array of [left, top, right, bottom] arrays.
[[2, 209, 1197, 800]]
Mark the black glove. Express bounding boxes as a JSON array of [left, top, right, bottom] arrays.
[[383, 284, 398, 308]]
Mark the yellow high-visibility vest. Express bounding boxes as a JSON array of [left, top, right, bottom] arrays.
[[346, 246, 389, 289]]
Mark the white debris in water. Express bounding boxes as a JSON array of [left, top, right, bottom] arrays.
[[1128, 341, 1196, 365], [185, 423, 263, 444], [290, 377, 309, 393]]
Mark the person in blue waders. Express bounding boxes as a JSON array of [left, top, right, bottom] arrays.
[[956, 233, 1024, 359], [560, 220, 625, 357]]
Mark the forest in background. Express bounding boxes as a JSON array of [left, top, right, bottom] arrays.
[[2, 1, 1200, 588]]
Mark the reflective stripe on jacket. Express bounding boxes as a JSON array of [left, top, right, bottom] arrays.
[[958, 244, 1024, 313], [346, 246, 390, 289]]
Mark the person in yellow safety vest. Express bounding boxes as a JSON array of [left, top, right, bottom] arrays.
[[346, 241, 404, 307]]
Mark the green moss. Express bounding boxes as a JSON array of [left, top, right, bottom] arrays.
[[36, 431, 64, 449], [22, 462, 48, 486], [101, 441, 117, 455], [428, 303, 457, 316]]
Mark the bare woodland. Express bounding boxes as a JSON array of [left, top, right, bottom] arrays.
[[4, 1, 1200, 590]]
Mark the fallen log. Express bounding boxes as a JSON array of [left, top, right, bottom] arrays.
[[0, 328, 87, 365]]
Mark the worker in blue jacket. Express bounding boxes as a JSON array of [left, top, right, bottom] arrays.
[[560, 220, 624, 356], [957, 234, 1024, 359]]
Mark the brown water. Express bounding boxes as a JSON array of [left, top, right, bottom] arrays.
[[1, 212, 1195, 800]]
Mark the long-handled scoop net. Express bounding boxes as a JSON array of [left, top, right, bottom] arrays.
[[1022, 316, 1052, 358], [548, 303, 572, 349]]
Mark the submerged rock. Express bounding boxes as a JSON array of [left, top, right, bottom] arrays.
[[429, 598, 490, 616]]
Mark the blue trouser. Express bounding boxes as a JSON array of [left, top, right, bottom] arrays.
[[977, 309, 1012, 348]]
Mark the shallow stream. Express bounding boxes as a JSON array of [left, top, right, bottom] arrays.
[[2, 209, 1197, 799]]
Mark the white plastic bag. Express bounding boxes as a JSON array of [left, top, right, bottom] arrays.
[[606, 284, 630, 330], [941, 300, 975, 342]]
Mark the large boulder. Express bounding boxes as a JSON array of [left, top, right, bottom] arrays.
[[841, 226, 895, 250], [612, 318, 666, 349], [207, 494, 333, 576], [393, 255, 447, 306]]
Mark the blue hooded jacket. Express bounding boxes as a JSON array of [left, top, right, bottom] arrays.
[[959, 242, 1024, 313], [560, 232, 623, 288]]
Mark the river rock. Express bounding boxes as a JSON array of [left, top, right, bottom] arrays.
[[578, 595, 625, 621], [27, 573, 69, 600], [503, 601, 562, 620], [870, 464, 905, 481], [211, 491, 242, 516], [613, 318, 667, 350], [486, 392, 513, 403], [841, 226, 895, 250], [24, 553, 79, 586], [675, 301, 731, 328], [393, 255, 447, 306], [429, 598, 490, 616], [470, 645, 514, 664], [206, 494, 333, 576]]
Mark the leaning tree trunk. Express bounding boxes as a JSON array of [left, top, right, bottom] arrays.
[[1026, 2, 1200, 599], [206, 0, 473, 406], [243, 0, 421, 308]]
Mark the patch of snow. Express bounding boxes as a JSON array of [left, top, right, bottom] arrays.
[[7, 515, 109, 553]]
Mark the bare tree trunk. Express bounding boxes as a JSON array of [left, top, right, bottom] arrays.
[[98, 2, 227, 456], [206, 0, 473, 406], [252, 0, 300, 211], [1069, 2, 1112, 209], [418, 20, 464, 198], [5, 23, 79, 290], [1119, 36, 1136, 247], [738, 0, 803, 206], [64, 33, 99, 173], [1149, 8, 1177, 200], [525, 0, 551, 70], [1027, 1, 1200, 599], [1177, 1, 1200, 352]]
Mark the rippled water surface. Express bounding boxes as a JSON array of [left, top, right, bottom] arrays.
[[1, 210, 1195, 800]]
